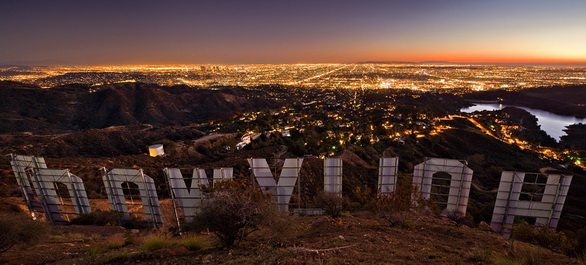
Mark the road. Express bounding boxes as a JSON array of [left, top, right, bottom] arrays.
[[447, 115, 499, 140]]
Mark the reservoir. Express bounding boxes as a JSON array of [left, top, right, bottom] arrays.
[[461, 103, 586, 141]]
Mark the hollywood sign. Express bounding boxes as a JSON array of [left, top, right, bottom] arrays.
[[9, 154, 572, 236]]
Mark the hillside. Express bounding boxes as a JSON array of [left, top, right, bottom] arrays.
[[0, 82, 584, 264], [0, 81, 277, 132], [0, 198, 577, 265], [1, 115, 583, 230]]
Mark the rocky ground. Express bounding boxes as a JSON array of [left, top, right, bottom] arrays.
[[0, 197, 579, 265]]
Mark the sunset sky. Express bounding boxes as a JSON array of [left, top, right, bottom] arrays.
[[1, 0, 585, 65]]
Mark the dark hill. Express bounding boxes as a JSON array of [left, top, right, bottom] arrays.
[[0, 82, 277, 132]]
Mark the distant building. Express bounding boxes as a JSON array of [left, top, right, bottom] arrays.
[[148, 144, 165, 157], [236, 142, 248, 150], [236, 134, 253, 150]]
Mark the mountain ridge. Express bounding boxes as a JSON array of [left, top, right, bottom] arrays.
[[0, 81, 277, 133]]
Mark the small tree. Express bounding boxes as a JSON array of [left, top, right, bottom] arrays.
[[366, 175, 434, 228], [188, 179, 275, 247], [369, 175, 423, 215], [315, 192, 348, 218]]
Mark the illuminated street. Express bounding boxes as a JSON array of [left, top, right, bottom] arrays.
[[2, 64, 586, 92]]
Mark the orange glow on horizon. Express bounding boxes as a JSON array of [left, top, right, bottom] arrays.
[[352, 52, 586, 65]]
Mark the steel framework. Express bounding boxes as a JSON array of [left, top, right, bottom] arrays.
[[378, 157, 399, 195], [490, 171, 572, 237], [324, 157, 343, 197], [102, 168, 163, 228], [164, 167, 233, 230], [412, 158, 473, 216], [248, 158, 303, 212], [33, 168, 91, 224]]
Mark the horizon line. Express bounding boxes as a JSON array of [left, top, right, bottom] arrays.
[[3, 59, 586, 67]]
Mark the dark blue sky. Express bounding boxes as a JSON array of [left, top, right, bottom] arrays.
[[1, 0, 585, 65]]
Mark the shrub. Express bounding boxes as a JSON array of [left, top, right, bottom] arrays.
[[315, 192, 348, 218], [368, 174, 433, 213], [447, 211, 475, 227], [0, 214, 47, 253], [466, 249, 493, 264], [352, 185, 374, 208], [564, 227, 586, 257], [367, 179, 432, 217], [368, 191, 408, 215], [179, 235, 208, 251], [71, 210, 151, 229], [187, 179, 275, 247], [576, 252, 586, 265], [512, 221, 576, 254], [366, 178, 437, 228], [71, 210, 124, 226], [386, 212, 413, 229]]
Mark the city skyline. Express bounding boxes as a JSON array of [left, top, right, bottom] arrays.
[[1, 0, 586, 65]]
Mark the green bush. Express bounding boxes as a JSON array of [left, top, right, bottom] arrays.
[[179, 236, 208, 251], [0, 214, 47, 253], [140, 235, 174, 252]]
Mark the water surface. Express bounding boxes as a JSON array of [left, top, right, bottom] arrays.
[[461, 103, 586, 141]]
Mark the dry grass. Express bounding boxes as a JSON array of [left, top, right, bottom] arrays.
[[0, 213, 47, 253], [0, 206, 579, 265], [491, 245, 548, 265], [140, 234, 210, 252], [140, 235, 174, 252]]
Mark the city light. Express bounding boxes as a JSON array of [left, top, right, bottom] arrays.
[[1, 64, 586, 92]]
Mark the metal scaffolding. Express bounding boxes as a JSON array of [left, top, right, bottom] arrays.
[[9, 154, 48, 219], [324, 157, 343, 197], [164, 167, 233, 228], [212, 168, 233, 186], [33, 168, 91, 224], [10, 154, 91, 224], [102, 168, 163, 228], [378, 157, 399, 195], [165, 168, 205, 227], [412, 157, 473, 216], [490, 171, 572, 237], [248, 158, 303, 212]]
